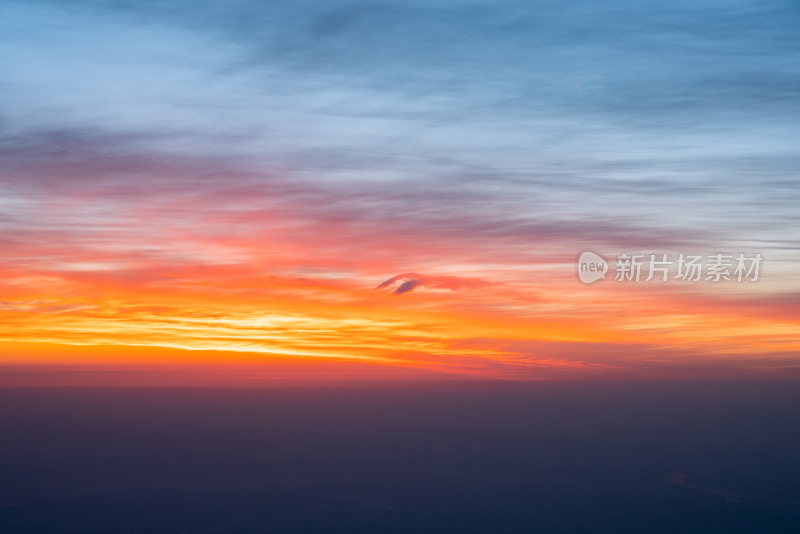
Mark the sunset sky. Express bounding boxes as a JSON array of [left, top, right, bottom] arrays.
[[1, 0, 799, 384]]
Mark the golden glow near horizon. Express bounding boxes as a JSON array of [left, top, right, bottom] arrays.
[[1, 241, 798, 382]]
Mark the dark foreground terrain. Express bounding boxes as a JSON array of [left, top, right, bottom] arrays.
[[1, 381, 799, 533]]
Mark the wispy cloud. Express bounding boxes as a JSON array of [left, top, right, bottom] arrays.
[[376, 273, 490, 295], [0, 0, 798, 379]]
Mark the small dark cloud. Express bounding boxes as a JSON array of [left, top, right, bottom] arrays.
[[377, 273, 488, 295]]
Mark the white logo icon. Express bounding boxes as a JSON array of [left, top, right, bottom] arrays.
[[577, 251, 608, 284]]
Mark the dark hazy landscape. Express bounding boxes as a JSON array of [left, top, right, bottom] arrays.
[[2, 381, 799, 533]]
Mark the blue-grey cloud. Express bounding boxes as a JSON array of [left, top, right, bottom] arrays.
[[1, 0, 799, 277]]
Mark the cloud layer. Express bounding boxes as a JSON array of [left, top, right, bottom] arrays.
[[0, 0, 798, 380]]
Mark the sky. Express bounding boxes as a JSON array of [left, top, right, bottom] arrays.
[[1, 0, 799, 384]]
